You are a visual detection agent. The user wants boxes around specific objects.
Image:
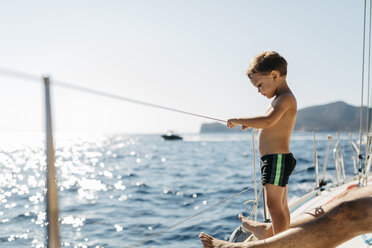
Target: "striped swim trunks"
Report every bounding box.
[260,153,296,187]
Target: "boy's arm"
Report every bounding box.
[227,95,296,129]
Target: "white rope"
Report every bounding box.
[337,133,346,182]
[350,135,359,175]
[321,135,332,183]
[251,129,258,221]
[248,187,263,220]
[366,0,372,156]
[364,135,372,185]
[331,138,341,186]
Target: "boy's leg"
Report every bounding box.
[282,185,290,228]
[239,185,289,240]
[265,183,289,235]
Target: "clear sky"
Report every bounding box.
[0,0,369,134]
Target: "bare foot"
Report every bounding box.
[199,232,213,248]
[199,232,238,248]
[239,214,272,240]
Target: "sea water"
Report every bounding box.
[0,132,360,248]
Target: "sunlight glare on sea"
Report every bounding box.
[0,132,360,247]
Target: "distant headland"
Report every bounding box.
[200,101,372,133]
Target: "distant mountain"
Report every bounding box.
[200,122,243,133]
[200,101,371,133]
[295,101,370,131]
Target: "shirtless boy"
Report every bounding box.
[227,51,297,237]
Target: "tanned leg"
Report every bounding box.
[199,185,372,248]
[224,185,288,242]
[238,185,290,239]
[239,184,371,240]
[200,196,372,248]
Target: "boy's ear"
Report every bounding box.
[271,70,280,81]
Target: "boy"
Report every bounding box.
[228,51,297,237]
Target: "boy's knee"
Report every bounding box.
[267,201,284,213]
[266,200,275,210]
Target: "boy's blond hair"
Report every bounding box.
[247,51,287,79]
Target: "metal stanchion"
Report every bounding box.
[44,76,60,248]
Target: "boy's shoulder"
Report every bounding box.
[273,92,296,107]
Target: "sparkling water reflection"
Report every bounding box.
[0,132,360,247]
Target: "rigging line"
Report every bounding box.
[359,0,368,185]
[366,0,372,157]
[0,67,41,82]
[0,66,227,123]
[292,165,315,174]
[53,79,227,123]
[251,130,258,221]
[126,187,252,248]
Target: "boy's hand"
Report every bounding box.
[227,119,239,128]
[228,119,250,130]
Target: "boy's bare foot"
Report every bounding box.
[199,232,240,248]
[239,214,272,240]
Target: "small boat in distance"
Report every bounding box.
[161,131,182,140]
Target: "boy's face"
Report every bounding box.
[249,72,278,99]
